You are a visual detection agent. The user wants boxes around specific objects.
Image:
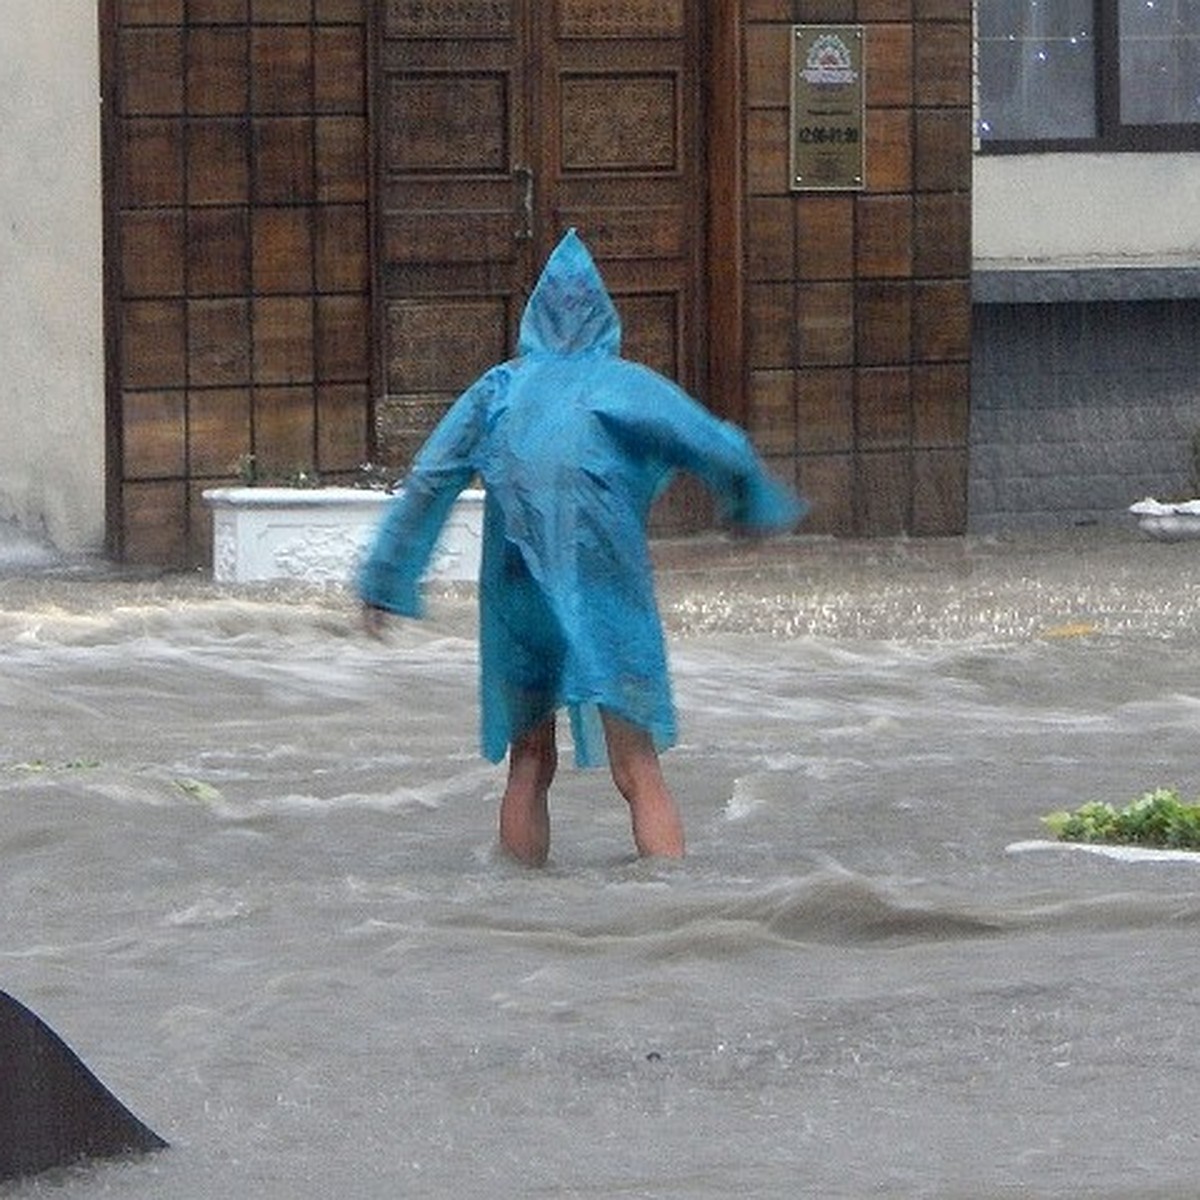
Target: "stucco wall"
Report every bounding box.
[974,154,1200,264]
[0,2,105,554]
[971,154,1200,533]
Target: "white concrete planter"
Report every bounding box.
[203,486,484,585]
[1129,497,1200,541]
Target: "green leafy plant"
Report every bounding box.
[1043,787,1200,850]
[3,759,101,773]
[174,777,223,804]
[352,461,403,491]
[235,454,322,489]
[234,454,400,491]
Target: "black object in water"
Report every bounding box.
[0,990,167,1181]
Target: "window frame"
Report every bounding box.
[979,0,1200,154]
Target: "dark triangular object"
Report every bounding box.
[0,990,167,1181]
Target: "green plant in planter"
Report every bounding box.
[234,455,401,490]
[235,454,322,488]
[352,462,403,491]
[1043,787,1200,850]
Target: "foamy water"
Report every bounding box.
[3,535,1200,1197]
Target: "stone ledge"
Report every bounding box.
[973,260,1200,304]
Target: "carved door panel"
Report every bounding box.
[376,1,532,464]
[537,0,701,386]
[376,0,704,466]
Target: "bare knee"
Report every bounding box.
[600,714,658,789]
[512,719,558,791]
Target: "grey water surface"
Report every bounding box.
[2,531,1199,1198]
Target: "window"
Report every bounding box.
[977,0,1200,150]
[1120,0,1200,124]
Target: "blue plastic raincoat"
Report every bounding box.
[359,229,806,765]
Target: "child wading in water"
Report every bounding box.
[359,230,805,865]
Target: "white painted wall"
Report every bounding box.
[974,153,1200,265]
[0,2,106,555]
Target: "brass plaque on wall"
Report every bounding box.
[790,25,865,191]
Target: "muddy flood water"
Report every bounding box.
[2,530,1200,1198]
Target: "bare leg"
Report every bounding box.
[601,712,685,859]
[499,715,557,866]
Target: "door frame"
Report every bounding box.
[707,0,746,427]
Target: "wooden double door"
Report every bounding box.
[375,0,710,465]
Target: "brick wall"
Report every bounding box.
[105,0,371,566]
[741,0,973,536]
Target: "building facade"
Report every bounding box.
[1,3,1197,563]
[972,0,1200,528]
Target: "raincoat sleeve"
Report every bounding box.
[357,370,498,616]
[607,366,808,532]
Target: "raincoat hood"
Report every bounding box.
[518,229,621,358]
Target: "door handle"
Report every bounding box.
[512,165,533,242]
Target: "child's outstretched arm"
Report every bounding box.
[357,368,502,617]
[601,365,808,534]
